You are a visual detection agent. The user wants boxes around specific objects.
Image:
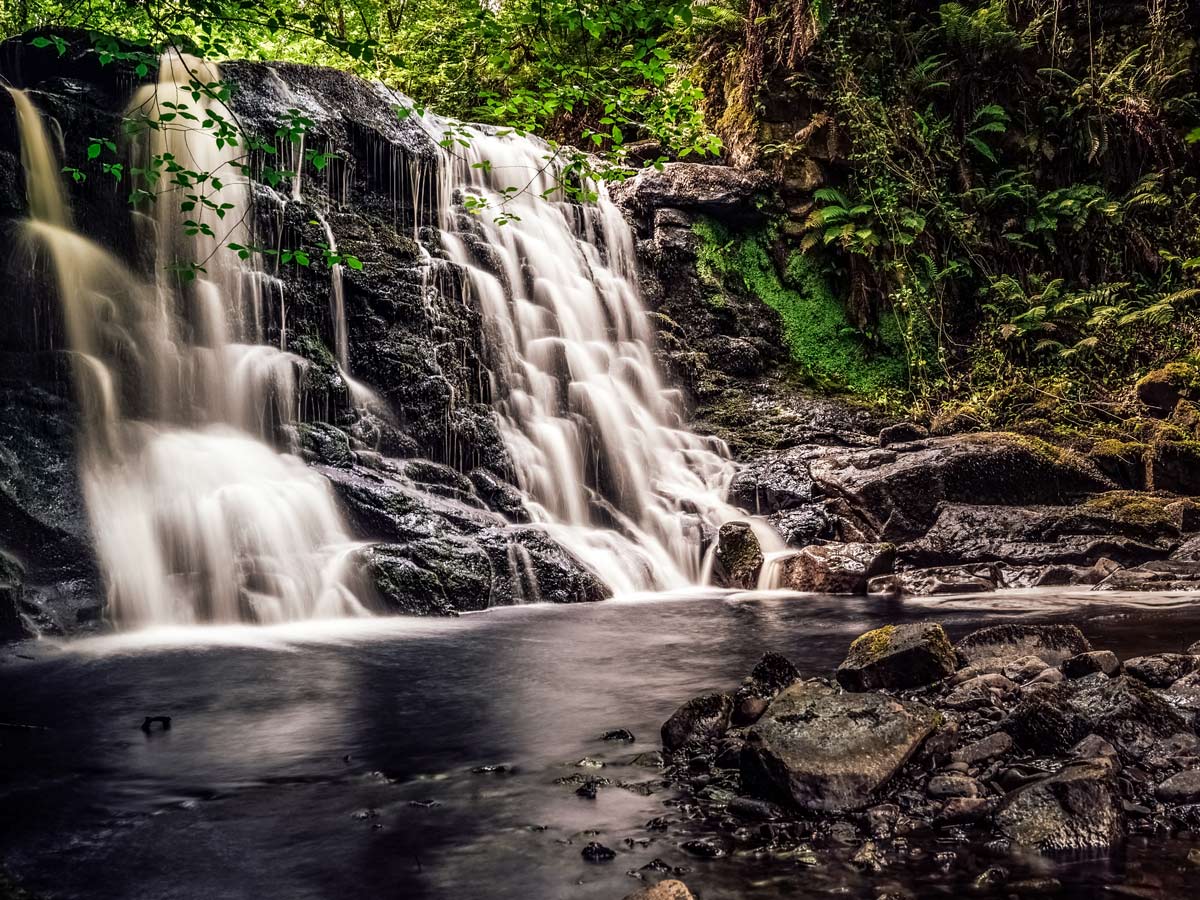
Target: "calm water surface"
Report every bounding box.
[5,589,1200,899]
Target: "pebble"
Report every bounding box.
[581,841,616,862]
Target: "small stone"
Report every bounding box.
[621,878,697,900]
[575,757,605,768]
[851,840,885,871]
[1002,655,1051,684]
[937,797,991,824]
[865,803,899,837]
[1071,734,1118,760]
[630,751,664,768]
[581,841,616,862]
[727,796,785,821]
[927,774,981,799]
[1157,769,1200,804]
[942,673,1016,710]
[680,837,725,858]
[601,728,636,742]
[1062,650,1121,679]
[951,731,1013,765]
[1188,849,1200,867]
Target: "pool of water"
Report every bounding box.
[4,589,1200,899]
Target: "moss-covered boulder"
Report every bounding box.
[1087,439,1149,490]
[1135,362,1200,415]
[836,623,957,692]
[1145,440,1200,495]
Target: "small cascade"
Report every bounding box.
[314,211,349,372]
[426,117,749,591]
[8,55,368,627]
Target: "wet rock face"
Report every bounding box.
[1125,653,1200,687]
[741,680,938,812]
[609,163,774,225]
[776,542,895,594]
[732,651,801,725]
[835,623,956,692]
[996,761,1123,852]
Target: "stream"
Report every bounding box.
[5,589,1200,899]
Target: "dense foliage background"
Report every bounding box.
[2,0,1199,441]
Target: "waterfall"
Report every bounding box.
[427,119,751,591]
[7,53,369,626]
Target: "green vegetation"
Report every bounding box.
[692,0,1200,430]
[695,218,906,398]
[3,0,1198,436]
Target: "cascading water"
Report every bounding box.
[8,52,368,626]
[427,118,760,592]
[9,52,775,625]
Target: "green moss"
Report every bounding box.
[848,625,896,663]
[1082,491,1177,529]
[693,219,906,399]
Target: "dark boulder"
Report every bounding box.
[1061,651,1121,679]
[726,450,815,515]
[1008,675,1189,757]
[878,422,929,447]
[741,680,938,811]
[608,162,774,224]
[809,433,1115,542]
[835,623,957,692]
[732,652,800,725]
[662,692,733,754]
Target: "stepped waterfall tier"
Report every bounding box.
[1,45,761,628]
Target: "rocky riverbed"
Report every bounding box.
[639,621,1200,898]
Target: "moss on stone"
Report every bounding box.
[848,625,897,664]
[1082,491,1179,530]
[693,219,906,399]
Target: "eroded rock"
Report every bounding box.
[776,542,895,594]
[996,762,1122,852]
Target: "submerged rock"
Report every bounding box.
[996,762,1122,852]
[868,564,998,597]
[741,680,938,811]
[775,542,895,594]
[835,623,956,692]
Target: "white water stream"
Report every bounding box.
[8,57,776,625]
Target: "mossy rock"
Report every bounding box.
[1135,362,1200,415]
[835,622,957,692]
[1088,439,1149,490]
[1081,491,1182,532]
[1145,440,1200,496]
